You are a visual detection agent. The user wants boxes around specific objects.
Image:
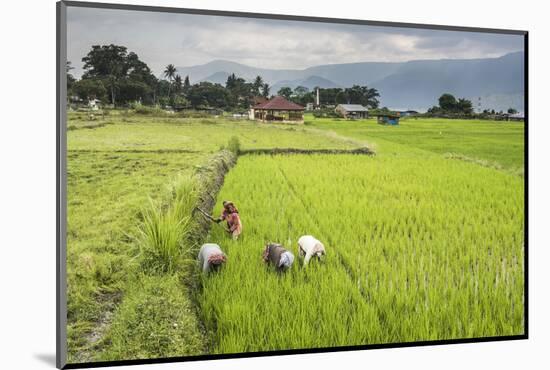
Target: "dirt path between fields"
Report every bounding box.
[303,127,376,152]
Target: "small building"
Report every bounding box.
[397,110,418,117]
[250,96,304,123]
[335,104,369,119]
[508,112,525,121]
[375,113,400,125]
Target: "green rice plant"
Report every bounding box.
[198,153,524,353]
[136,176,197,274]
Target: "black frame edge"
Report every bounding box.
[63,335,528,369]
[57,1,68,369]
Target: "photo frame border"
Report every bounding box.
[56,1,529,368]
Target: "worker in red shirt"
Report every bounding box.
[216,200,242,240]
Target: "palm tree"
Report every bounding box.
[253,75,264,95]
[163,64,177,97]
[261,83,270,98]
[183,75,191,92]
[173,74,183,94]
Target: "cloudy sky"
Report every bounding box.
[67,6,524,78]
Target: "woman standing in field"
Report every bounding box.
[216,200,242,240]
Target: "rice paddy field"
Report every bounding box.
[201,151,523,352]
[66,111,525,362]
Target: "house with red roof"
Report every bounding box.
[249,95,305,123]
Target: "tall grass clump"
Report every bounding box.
[131,103,167,116]
[227,136,241,155]
[136,175,197,274]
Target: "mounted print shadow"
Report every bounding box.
[57,1,527,368]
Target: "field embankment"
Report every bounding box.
[66,150,207,362]
[97,150,236,361]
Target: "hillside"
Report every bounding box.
[176,51,524,111]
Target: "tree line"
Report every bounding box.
[277,85,379,109]
[426,93,519,118]
[68,44,381,111]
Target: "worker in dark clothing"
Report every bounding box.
[262,242,294,271]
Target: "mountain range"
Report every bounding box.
[176,51,524,112]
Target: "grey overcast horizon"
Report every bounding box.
[67,6,524,79]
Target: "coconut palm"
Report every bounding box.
[173,74,183,95]
[253,75,264,95]
[261,83,270,98]
[163,64,177,97]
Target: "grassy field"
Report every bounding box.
[66,111,525,362]
[66,149,209,362]
[68,113,355,152]
[308,116,524,174]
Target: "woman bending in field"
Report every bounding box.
[298,235,326,266]
[198,243,227,273]
[216,200,242,240]
[263,242,294,272]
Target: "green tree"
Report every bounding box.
[82,44,128,105]
[277,87,293,99]
[66,61,76,92]
[226,74,254,108]
[438,93,458,112]
[293,86,309,97]
[187,82,230,109]
[319,88,344,105]
[507,107,518,114]
[457,98,473,115]
[163,64,177,98]
[291,86,314,105]
[342,85,380,108]
[117,79,152,103]
[81,44,157,105]
[173,75,183,95]
[335,90,347,104]
[361,86,381,108]
[183,75,191,93]
[261,83,270,98]
[253,76,264,96]
[72,78,107,101]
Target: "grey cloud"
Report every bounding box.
[67,6,524,78]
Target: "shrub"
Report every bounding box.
[132,105,166,116]
[136,176,197,274]
[227,136,241,154]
